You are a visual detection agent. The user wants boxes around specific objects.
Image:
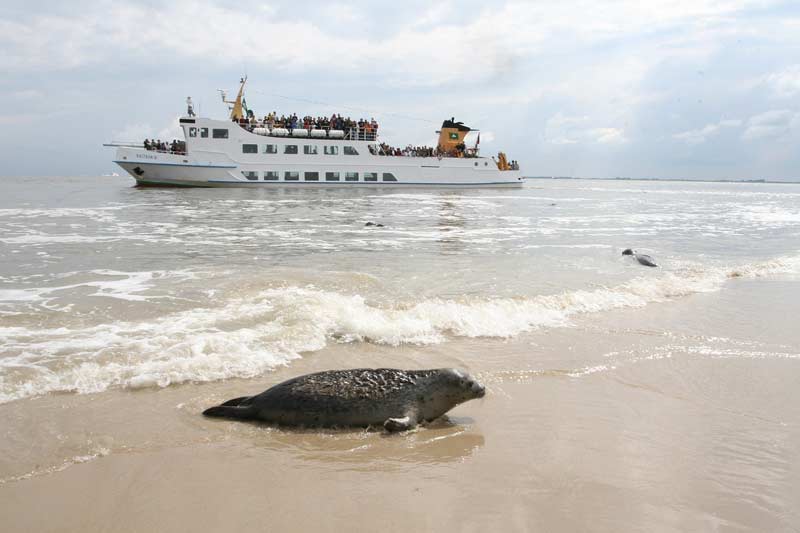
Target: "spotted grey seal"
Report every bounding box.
[203,368,485,432]
[622,248,658,267]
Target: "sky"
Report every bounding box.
[1,0,799,180]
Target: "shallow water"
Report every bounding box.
[0,177,799,531]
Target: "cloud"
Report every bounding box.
[0,0,785,88]
[741,110,797,141]
[112,116,183,143]
[8,89,44,100]
[591,128,628,144]
[673,118,742,144]
[465,131,495,145]
[764,65,800,98]
[544,114,628,145]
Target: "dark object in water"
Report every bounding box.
[365,222,384,227]
[203,368,485,432]
[622,248,658,267]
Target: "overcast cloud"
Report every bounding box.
[1,0,799,180]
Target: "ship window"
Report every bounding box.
[264,171,279,181]
[364,172,378,182]
[324,145,339,155]
[284,171,299,181]
[212,129,229,139]
[325,172,340,181]
[242,171,258,181]
[345,172,359,182]
[284,145,298,154]
[242,144,258,154]
[200,128,208,138]
[189,127,197,137]
[304,171,320,181]
[304,145,318,155]
[382,173,397,182]
[263,144,277,154]
[343,146,359,155]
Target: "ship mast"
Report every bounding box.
[221,77,247,120]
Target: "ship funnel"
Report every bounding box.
[437,118,471,156]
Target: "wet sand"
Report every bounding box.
[2,279,798,532]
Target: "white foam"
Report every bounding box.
[0,446,110,485]
[0,254,797,403]
[0,269,196,305]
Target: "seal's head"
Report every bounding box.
[621,248,634,256]
[437,368,486,401]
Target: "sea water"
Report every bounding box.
[1,177,798,402]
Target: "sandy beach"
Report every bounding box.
[2,278,799,532]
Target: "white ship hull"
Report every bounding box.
[113,118,523,188]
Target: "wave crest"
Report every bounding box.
[0,254,797,402]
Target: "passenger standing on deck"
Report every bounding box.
[186,97,195,117]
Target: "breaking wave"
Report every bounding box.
[0,254,797,403]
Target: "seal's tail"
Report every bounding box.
[202,405,253,419]
[220,396,252,406]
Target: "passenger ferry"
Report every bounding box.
[108,78,523,188]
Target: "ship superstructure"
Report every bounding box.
[109,79,522,187]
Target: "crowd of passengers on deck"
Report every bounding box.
[372,143,437,157]
[143,138,185,155]
[236,111,379,140]
[373,141,478,158]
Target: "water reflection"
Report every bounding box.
[237,416,485,471]
[436,199,467,254]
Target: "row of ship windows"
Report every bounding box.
[242,144,357,155]
[241,171,397,182]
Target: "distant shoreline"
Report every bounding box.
[524,176,800,185]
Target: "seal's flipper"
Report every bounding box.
[202,405,254,419]
[220,396,252,406]
[384,416,413,432]
[384,411,420,432]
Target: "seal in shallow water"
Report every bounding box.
[622,248,658,267]
[203,368,485,432]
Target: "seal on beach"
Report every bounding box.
[203,368,486,432]
[622,248,658,267]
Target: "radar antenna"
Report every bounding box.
[218,89,232,111]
